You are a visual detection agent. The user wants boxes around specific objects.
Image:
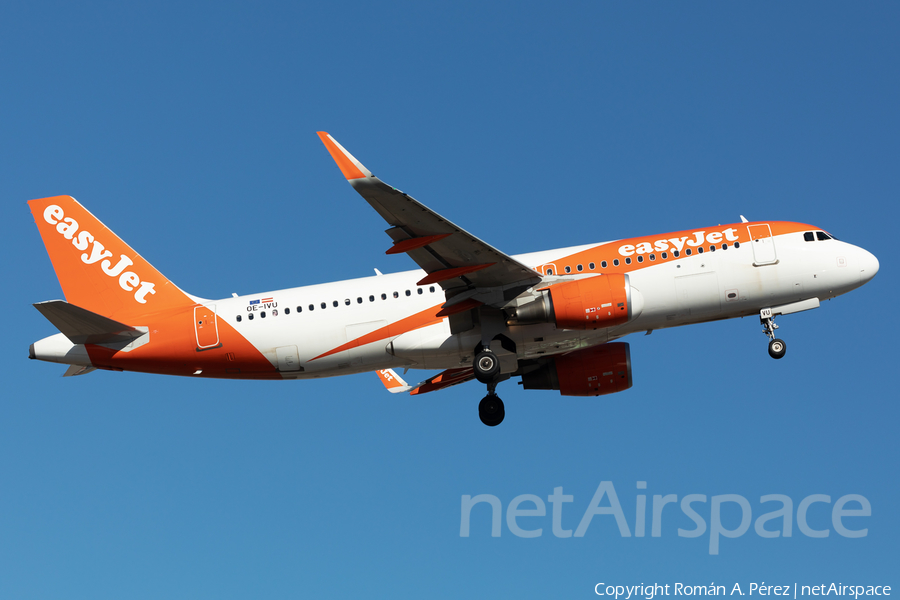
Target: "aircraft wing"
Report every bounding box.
[376,366,475,396]
[409,367,475,395]
[318,133,543,305]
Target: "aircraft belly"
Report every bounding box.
[389,321,461,369]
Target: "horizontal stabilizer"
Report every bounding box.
[63,365,96,377]
[33,300,144,345]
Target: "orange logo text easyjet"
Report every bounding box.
[43,205,157,303]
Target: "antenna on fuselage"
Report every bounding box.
[740,215,749,223]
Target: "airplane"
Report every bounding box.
[28,132,880,426]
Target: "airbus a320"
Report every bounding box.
[28,133,880,426]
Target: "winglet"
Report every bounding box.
[317,132,372,180]
[376,368,412,394]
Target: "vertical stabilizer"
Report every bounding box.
[28,196,195,322]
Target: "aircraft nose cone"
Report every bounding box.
[859,249,879,284]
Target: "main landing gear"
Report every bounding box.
[474,347,505,426]
[760,308,787,360]
[479,389,505,427]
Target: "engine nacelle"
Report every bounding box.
[513,274,644,330]
[520,342,632,397]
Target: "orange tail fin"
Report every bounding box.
[28,195,195,323]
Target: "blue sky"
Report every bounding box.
[2,2,898,598]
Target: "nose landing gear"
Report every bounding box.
[761,308,787,359]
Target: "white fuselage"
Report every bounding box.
[206,230,876,379]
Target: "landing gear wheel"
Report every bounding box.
[474,349,501,384]
[478,394,505,427]
[768,339,786,359]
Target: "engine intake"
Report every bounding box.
[521,342,632,397]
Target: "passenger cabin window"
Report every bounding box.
[673,250,680,257]
[393,292,399,299]
[429,286,436,293]
[320,302,326,309]
[697,247,703,254]
[333,300,339,307]
[284,307,290,315]
[546,268,553,275]
[625,257,632,265]
[589,262,595,270]
[236,315,242,322]
[662,252,668,259]
[405,290,411,296]
[637,256,643,263]
[613,259,620,266]
[417,288,423,295]
[297,306,302,312]
[369,295,375,302]
[248,313,254,320]
[565,266,571,273]
[309,304,315,311]
[804,232,815,242]
[685,249,692,256]
[357,297,363,304]
[577,264,583,272]
[734,242,741,248]
[381,293,387,300]
[601,261,608,268]
[649,254,656,261]
[260,311,266,318]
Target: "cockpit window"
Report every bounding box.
[816,231,832,241]
[804,232,815,242]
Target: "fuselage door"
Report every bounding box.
[747,224,777,266]
[194,304,220,350]
[275,345,301,371]
[675,272,722,318]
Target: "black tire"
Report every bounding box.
[768,338,786,359]
[473,349,501,384]
[478,394,505,427]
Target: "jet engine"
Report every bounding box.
[520,342,632,397]
[512,274,644,330]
